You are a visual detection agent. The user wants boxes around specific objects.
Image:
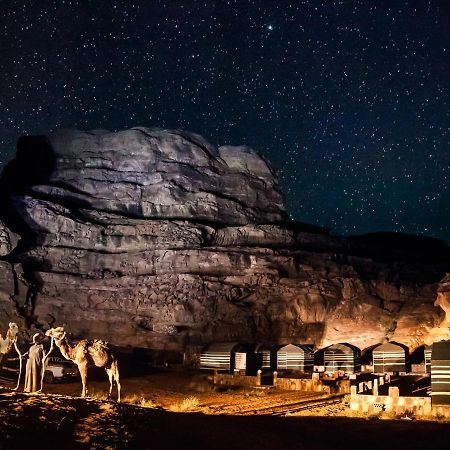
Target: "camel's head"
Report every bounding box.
[6,322,19,341]
[45,327,66,341]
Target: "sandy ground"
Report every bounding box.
[0,371,449,449]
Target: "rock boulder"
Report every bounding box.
[0,127,448,354]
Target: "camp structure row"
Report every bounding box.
[200,342,362,375]
[199,341,431,377]
[200,343,314,375]
[199,340,450,407]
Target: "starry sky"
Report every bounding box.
[1,1,449,242]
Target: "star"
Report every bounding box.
[0,1,448,243]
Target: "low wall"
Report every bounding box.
[431,406,450,419]
[213,373,260,388]
[274,373,350,394]
[349,386,432,416]
[334,380,351,394]
[213,371,351,394]
[274,377,331,394]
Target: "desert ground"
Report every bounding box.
[0,370,449,450]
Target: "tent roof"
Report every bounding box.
[373,342,406,353]
[277,344,313,354]
[204,342,241,352]
[325,343,360,354]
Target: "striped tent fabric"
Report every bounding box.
[324,343,361,374]
[261,350,271,369]
[372,342,406,373]
[199,342,239,372]
[255,344,272,369]
[276,344,314,372]
[431,340,450,406]
[424,345,431,374]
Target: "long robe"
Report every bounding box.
[24,343,44,393]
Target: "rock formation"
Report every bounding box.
[0,127,449,355]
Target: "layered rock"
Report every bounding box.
[0,220,18,257]
[0,127,449,353]
[4,129,286,225]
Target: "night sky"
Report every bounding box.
[1,1,449,242]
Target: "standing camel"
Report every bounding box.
[45,327,121,402]
[0,322,19,359]
[0,322,22,390]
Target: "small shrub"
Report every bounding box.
[123,394,156,408]
[169,396,200,412]
[122,394,140,405]
[139,398,156,408]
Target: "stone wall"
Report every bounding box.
[349,386,432,416]
[213,373,260,388]
[274,375,331,394]
[213,371,350,394]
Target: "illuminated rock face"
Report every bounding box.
[423,275,450,345]
[0,128,449,352]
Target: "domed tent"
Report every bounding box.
[431,340,450,406]
[372,342,408,374]
[200,342,241,373]
[200,342,258,374]
[276,344,314,372]
[324,343,361,374]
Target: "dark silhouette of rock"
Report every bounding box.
[0,127,449,354]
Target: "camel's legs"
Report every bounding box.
[78,363,88,397]
[105,368,113,399]
[38,337,54,392]
[13,341,22,391]
[116,376,121,403]
[112,359,121,403]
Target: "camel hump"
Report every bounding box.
[91,339,110,352]
[87,339,113,367]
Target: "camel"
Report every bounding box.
[0,323,22,390]
[45,327,121,402]
[0,322,19,357]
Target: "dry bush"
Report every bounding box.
[122,393,140,404]
[122,394,156,408]
[169,396,200,412]
[85,387,106,401]
[139,398,156,408]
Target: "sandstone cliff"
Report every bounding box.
[0,127,448,353]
